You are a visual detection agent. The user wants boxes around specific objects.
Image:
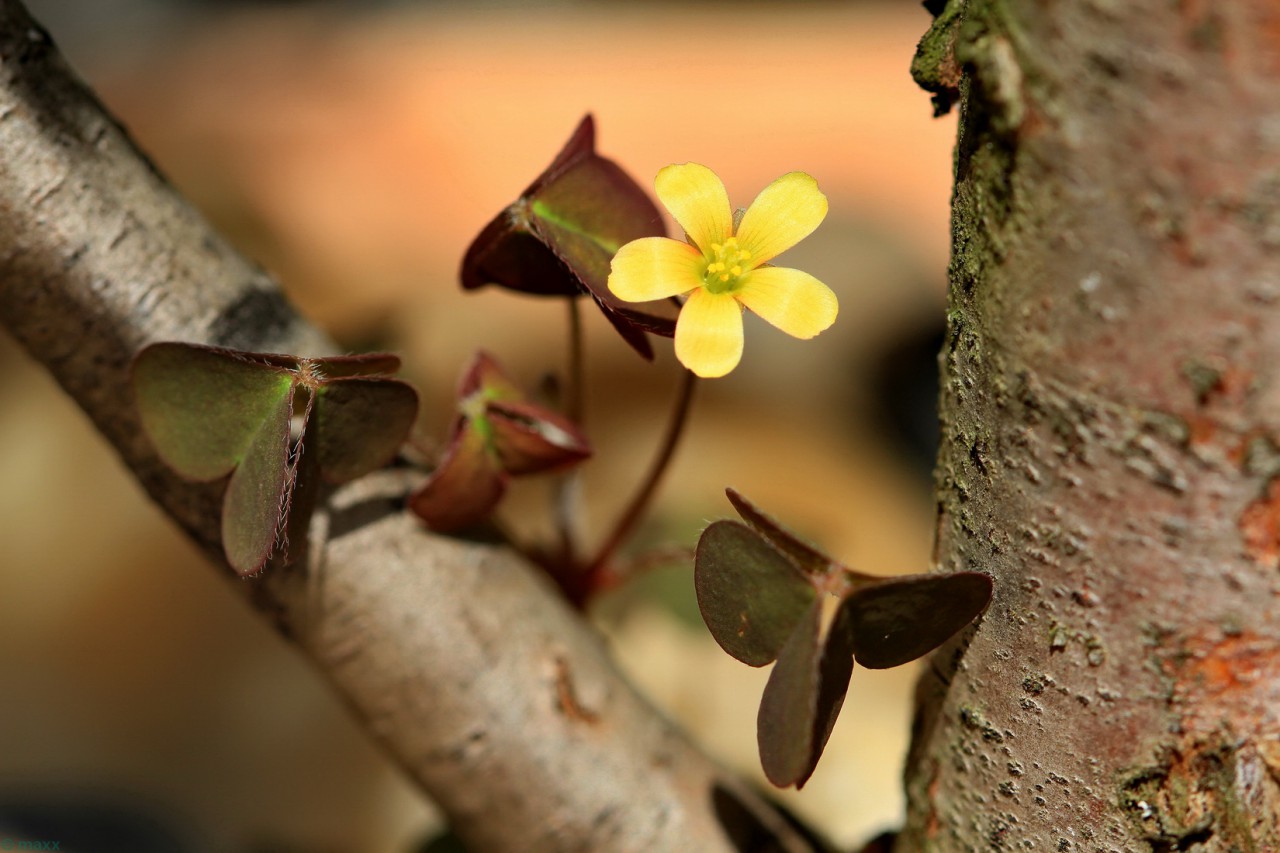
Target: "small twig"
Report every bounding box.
[589,545,697,597]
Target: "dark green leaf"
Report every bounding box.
[221,383,296,576]
[841,571,993,669]
[132,342,293,481]
[694,521,816,666]
[724,488,840,578]
[312,377,418,483]
[756,599,855,788]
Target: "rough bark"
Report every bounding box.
[901,0,1280,850]
[0,2,810,850]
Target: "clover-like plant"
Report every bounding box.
[695,489,993,788]
[450,116,849,609]
[408,350,591,532]
[132,342,419,576]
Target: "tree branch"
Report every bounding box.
[900,0,1280,847]
[0,2,806,849]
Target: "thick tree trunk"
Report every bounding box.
[902,0,1280,850]
[0,2,810,850]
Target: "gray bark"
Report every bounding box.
[901,0,1280,850]
[0,1,807,849]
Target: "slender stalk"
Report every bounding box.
[563,297,585,425]
[586,369,698,577]
[552,298,587,566]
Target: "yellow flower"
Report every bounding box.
[607,163,838,378]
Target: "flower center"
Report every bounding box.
[702,237,752,294]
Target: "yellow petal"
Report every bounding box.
[737,267,838,339]
[675,288,744,378]
[735,172,828,266]
[608,237,704,302]
[655,163,733,255]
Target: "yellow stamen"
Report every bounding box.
[703,235,754,294]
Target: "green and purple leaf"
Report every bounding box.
[694,521,816,667]
[459,114,674,358]
[312,377,419,484]
[408,423,506,532]
[408,351,589,531]
[134,342,419,576]
[840,572,994,669]
[757,600,856,789]
[132,342,294,481]
[221,383,297,575]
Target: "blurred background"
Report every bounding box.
[0,0,956,850]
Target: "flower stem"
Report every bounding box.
[585,369,698,579]
[553,298,586,566]
[563,297,585,424]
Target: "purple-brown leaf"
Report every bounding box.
[407,423,506,532]
[487,399,591,476]
[757,600,855,789]
[694,521,817,667]
[311,352,403,379]
[725,488,840,578]
[841,571,994,669]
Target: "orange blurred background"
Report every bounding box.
[0,2,956,849]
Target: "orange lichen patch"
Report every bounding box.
[1214,365,1254,406]
[1172,631,1280,738]
[1240,478,1280,569]
[1136,632,1280,847]
[1186,412,1221,452]
[1185,360,1258,459]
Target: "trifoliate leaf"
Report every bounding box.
[134,342,419,576]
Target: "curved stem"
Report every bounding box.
[585,369,698,578]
